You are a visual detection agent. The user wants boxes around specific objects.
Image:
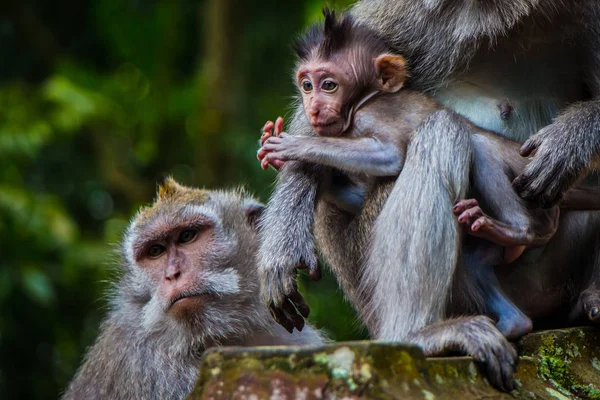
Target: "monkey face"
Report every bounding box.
[297,60,351,137]
[122,179,265,341]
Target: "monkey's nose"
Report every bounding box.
[165,270,181,281]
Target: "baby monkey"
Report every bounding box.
[258,9,600,339]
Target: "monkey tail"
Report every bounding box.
[359,109,473,340]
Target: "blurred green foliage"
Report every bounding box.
[0,0,363,398]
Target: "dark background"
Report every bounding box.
[0,0,365,398]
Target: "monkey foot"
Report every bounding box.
[454,199,530,249]
[496,313,533,341]
[571,289,600,323]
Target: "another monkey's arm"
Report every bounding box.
[513,100,600,207]
[514,20,600,207]
[257,160,322,332]
[259,132,406,177]
[257,111,324,333]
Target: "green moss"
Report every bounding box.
[572,384,600,400]
[566,343,581,359]
[539,356,572,388]
[592,357,600,372]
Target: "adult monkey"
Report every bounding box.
[258,0,600,391]
[64,180,324,400]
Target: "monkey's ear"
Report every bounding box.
[375,54,407,93]
[243,200,265,230]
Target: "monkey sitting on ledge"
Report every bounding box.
[257,10,600,341]
[62,179,325,400]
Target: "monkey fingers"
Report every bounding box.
[257,145,285,170]
[262,120,275,139]
[274,116,284,137]
[288,291,310,318]
[456,203,531,248]
[514,125,581,208]
[262,137,283,148]
[453,199,479,216]
[281,299,306,332]
[268,303,296,334]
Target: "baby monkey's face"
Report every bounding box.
[296,59,355,137]
[296,53,407,137]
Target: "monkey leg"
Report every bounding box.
[454,199,560,263]
[361,109,472,340]
[570,247,600,324]
[463,241,533,340]
[361,110,516,390]
[407,316,518,392]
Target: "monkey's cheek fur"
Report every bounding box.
[168,296,205,319]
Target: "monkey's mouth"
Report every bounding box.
[314,121,342,136]
[169,290,206,309]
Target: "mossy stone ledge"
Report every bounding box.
[188,327,600,399]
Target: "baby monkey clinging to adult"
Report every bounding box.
[257,9,600,340]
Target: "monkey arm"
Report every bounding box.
[261,133,405,177]
[513,99,600,207]
[514,24,600,207]
[257,159,323,333]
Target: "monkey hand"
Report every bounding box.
[259,133,309,167]
[257,229,320,333]
[258,256,318,333]
[258,117,286,170]
[513,120,592,208]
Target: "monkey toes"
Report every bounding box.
[573,290,600,323]
[461,316,518,392]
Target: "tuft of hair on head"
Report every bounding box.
[153,176,209,205]
[157,176,185,200]
[293,6,390,64]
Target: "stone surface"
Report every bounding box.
[188,327,600,399]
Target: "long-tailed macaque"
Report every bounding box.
[256,2,600,392]
[257,10,600,342]
[63,179,324,400]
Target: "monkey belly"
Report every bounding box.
[435,26,585,143]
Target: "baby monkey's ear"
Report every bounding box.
[375,54,407,93]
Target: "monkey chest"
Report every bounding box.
[435,32,585,142]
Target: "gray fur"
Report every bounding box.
[258,0,600,392]
[361,109,472,339]
[63,188,324,400]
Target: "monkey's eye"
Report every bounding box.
[301,80,313,93]
[178,229,198,244]
[147,244,166,258]
[321,80,338,92]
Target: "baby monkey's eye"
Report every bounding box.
[148,244,166,258]
[321,80,338,92]
[301,80,313,92]
[178,229,198,244]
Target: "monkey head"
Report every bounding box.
[120,178,266,345]
[294,8,407,137]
